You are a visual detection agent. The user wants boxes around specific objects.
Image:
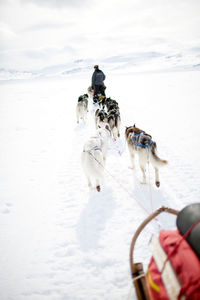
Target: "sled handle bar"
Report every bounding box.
[129,206,179,300]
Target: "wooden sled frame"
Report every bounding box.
[129,206,179,300]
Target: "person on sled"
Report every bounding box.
[91,65,106,99]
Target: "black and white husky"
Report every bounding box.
[81,125,111,192]
[94,108,108,129]
[108,108,121,140]
[76,94,89,123]
[125,125,167,187]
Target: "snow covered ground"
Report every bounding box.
[0,70,200,300]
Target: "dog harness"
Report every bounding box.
[132,132,152,149]
[107,100,113,105]
[83,146,102,153]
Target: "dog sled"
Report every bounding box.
[129,204,200,300]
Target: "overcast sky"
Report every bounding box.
[0,0,200,71]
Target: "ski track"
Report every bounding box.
[0,72,200,300]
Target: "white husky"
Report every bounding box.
[81,125,111,192]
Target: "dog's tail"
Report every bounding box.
[150,142,168,167]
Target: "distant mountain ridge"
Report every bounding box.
[0,51,199,81]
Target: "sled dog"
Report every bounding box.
[81,125,111,192]
[125,125,167,187]
[94,108,108,129]
[98,96,107,109]
[106,98,119,112]
[108,108,121,140]
[87,86,94,98]
[76,94,89,123]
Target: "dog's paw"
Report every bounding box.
[155,181,160,188]
[96,185,101,192]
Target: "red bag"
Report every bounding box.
[146,230,200,300]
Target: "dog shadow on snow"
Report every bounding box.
[76,186,116,252]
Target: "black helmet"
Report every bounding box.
[94,65,99,69]
[177,203,200,258]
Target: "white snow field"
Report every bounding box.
[0,70,200,300]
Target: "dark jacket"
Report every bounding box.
[92,69,106,87]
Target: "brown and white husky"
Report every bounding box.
[125,125,167,187]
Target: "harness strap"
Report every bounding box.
[83,146,102,153]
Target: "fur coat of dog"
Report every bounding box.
[108,108,121,140]
[125,125,167,187]
[94,108,108,129]
[81,125,110,192]
[76,94,89,123]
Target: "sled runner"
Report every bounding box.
[129,205,200,300]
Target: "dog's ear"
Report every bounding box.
[78,96,83,101]
[133,124,136,127]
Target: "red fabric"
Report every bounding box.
[146,257,169,300]
[159,230,200,300]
